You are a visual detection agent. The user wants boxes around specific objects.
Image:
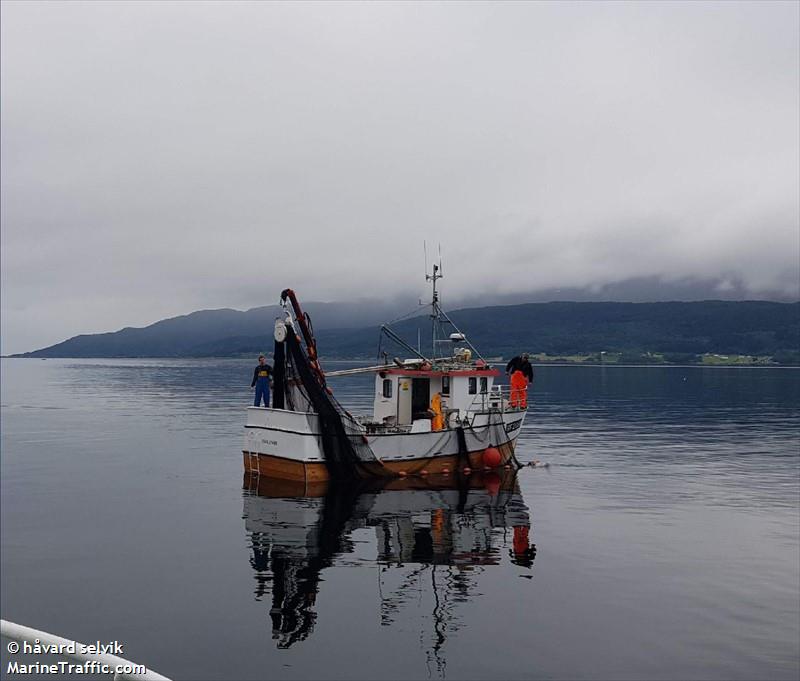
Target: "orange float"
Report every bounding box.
[483,446,502,468]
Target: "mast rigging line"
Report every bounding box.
[378,303,488,367]
[378,324,429,362]
[434,307,487,365]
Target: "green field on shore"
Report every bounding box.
[529,352,783,365]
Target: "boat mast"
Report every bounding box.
[427,260,442,359]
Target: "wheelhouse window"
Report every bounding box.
[468,377,477,394]
[480,377,488,394]
[382,379,393,398]
[442,375,450,396]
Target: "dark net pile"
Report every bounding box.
[273,329,382,478]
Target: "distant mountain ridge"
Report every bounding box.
[11,299,412,358]
[12,300,799,363]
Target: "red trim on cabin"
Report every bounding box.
[382,368,500,377]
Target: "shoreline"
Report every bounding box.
[2,356,798,368]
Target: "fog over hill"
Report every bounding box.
[11,274,799,357]
[3,3,798,356]
[13,298,799,365]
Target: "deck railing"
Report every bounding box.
[465,384,526,414]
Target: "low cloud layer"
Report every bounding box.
[2,1,798,354]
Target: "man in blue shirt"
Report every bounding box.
[251,354,272,407]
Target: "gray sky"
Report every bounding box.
[2,0,798,354]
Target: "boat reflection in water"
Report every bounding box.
[243,469,536,665]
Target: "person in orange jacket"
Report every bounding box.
[430,392,444,431]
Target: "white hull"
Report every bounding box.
[244,406,526,465]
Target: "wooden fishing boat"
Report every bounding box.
[243,263,529,482]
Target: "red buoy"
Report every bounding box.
[483,447,502,468]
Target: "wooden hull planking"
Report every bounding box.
[242,439,517,483]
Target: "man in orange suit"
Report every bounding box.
[506,352,533,408]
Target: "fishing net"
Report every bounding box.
[273,328,382,478]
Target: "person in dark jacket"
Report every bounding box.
[505,353,534,382]
[506,352,533,409]
[251,355,272,407]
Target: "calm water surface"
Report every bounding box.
[1,359,798,680]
